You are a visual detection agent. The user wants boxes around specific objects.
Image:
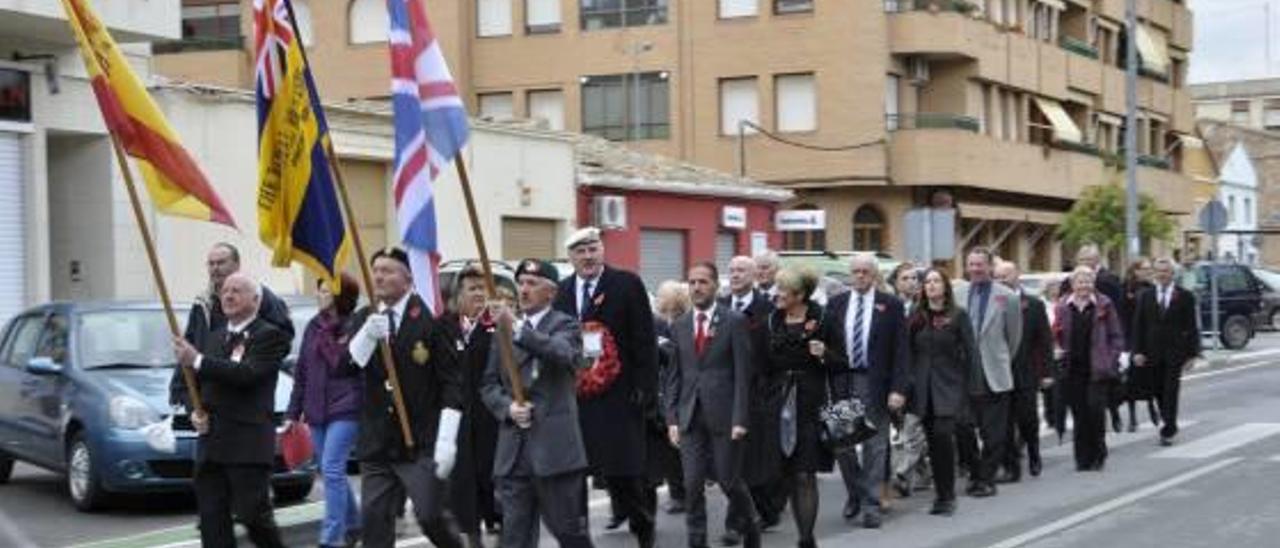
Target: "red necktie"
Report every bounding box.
[694,312,708,356]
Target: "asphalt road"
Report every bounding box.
[5,333,1280,548]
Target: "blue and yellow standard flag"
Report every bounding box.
[255,0,351,290]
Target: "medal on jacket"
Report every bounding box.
[412,341,430,365]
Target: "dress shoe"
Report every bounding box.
[605,515,627,530]
[842,500,860,520]
[862,511,882,529]
[1159,436,1175,447]
[969,483,998,498]
[719,530,742,546]
[666,499,687,514]
[929,499,956,516]
[995,470,1021,484]
[1028,458,1042,478]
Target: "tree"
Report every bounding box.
[1056,182,1175,255]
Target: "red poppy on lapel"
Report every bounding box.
[875,303,886,313]
[593,293,606,307]
[931,314,952,329]
[409,304,422,320]
[995,295,1008,306]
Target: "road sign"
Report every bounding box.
[1198,200,1228,236]
[903,208,956,262]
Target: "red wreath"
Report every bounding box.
[576,321,622,399]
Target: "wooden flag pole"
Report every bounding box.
[323,140,417,450]
[107,135,203,415]
[454,158,526,404]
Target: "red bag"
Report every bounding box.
[280,422,314,470]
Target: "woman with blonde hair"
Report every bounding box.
[653,280,691,513]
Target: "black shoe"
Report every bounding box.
[719,530,742,546]
[964,481,981,496]
[929,499,956,516]
[666,499,686,514]
[995,470,1021,484]
[969,483,997,498]
[1111,413,1122,433]
[605,515,627,530]
[1029,458,1042,478]
[798,540,817,548]
[862,511,882,529]
[842,500,860,520]
[1160,436,1175,447]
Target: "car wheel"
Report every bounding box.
[0,452,13,484]
[67,433,107,512]
[273,479,313,505]
[1221,315,1253,350]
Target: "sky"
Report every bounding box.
[1190,0,1278,83]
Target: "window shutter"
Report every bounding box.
[776,74,816,132]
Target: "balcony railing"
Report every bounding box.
[1053,140,1101,156]
[884,0,979,14]
[1138,154,1171,170]
[887,113,982,132]
[1059,35,1099,59]
[153,35,243,54]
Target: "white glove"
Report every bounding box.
[142,416,176,454]
[349,314,390,367]
[433,408,461,480]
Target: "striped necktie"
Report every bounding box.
[850,293,867,369]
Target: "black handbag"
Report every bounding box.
[819,380,878,454]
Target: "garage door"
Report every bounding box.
[715,232,738,275]
[0,133,25,324]
[639,229,685,292]
[502,217,557,260]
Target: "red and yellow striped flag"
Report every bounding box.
[61,0,236,227]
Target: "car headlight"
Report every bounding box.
[110,396,161,430]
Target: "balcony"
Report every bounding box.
[886,113,981,132]
[1059,35,1098,60]
[153,36,243,54]
[888,127,1196,213]
[0,0,180,44]
[884,0,980,14]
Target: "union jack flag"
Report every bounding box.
[388,0,470,315]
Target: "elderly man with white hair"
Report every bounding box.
[172,272,292,548]
[753,251,781,301]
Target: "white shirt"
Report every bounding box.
[517,306,552,341]
[575,275,600,315]
[845,289,875,368]
[730,291,755,312]
[692,302,718,340]
[1157,283,1175,309]
[377,292,413,332]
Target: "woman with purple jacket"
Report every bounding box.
[287,274,362,548]
[1052,266,1124,472]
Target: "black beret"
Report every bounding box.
[515,258,559,285]
[371,246,411,272]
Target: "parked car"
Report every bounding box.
[778,251,898,286]
[1018,272,1066,299]
[439,260,518,306]
[1249,267,1280,331]
[1179,263,1266,350]
[0,301,312,511]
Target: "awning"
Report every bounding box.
[1038,0,1066,10]
[960,203,1063,226]
[1175,133,1204,149]
[1032,97,1085,144]
[1095,17,1121,33]
[1095,111,1125,126]
[1135,25,1170,76]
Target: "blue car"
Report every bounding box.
[0,301,313,511]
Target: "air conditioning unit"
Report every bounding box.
[592,195,627,230]
[907,57,930,83]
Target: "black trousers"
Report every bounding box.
[956,392,1010,485]
[194,461,284,548]
[605,475,656,546]
[680,407,759,546]
[1155,360,1184,439]
[1004,388,1041,473]
[497,459,594,548]
[1064,378,1109,469]
[360,456,463,548]
[922,416,957,502]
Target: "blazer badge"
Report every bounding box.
[412,340,431,365]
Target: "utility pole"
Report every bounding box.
[1124,0,1140,263]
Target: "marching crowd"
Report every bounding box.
[165,231,1203,548]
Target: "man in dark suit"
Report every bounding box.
[553,227,658,548]
[172,273,291,548]
[825,254,909,529]
[666,263,761,548]
[481,259,592,548]
[171,242,293,409]
[995,261,1054,481]
[720,256,782,542]
[344,247,465,548]
[1132,257,1201,446]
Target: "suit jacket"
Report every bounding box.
[1131,284,1201,367]
[664,306,752,435]
[553,265,658,476]
[907,307,980,418]
[481,309,587,478]
[172,286,293,408]
[195,318,290,466]
[954,281,1023,394]
[1053,294,1125,382]
[343,294,464,462]
[1012,293,1054,391]
[824,290,909,410]
[720,290,773,382]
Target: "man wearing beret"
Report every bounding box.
[344,248,465,548]
[554,227,659,548]
[481,259,593,547]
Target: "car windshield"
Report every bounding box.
[78,310,177,369]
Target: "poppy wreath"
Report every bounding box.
[576,321,622,399]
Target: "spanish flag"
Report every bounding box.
[254,0,352,291]
[61,0,236,227]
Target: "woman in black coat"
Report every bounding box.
[908,268,981,517]
[1119,258,1161,432]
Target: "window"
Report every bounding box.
[35,315,68,365]
[1231,100,1251,125]
[181,2,241,42]
[885,74,900,130]
[478,92,515,120]
[775,73,816,132]
[720,0,758,18]
[528,89,566,130]
[479,0,514,37]
[852,206,885,252]
[581,72,670,140]
[1264,99,1280,130]
[1,315,44,369]
[526,0,562,33]
[775,0,813,14]
[349,0,389,44]
[1245,198,1253,225]
[580,0,667,30]
[782,205,825,251]
[720,77,759,136]
[1228,195,1237,223]
[291,1,314,46]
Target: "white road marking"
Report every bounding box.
[982,457,1243,548]
[1153,423,1280,460]
[1185,356,1280,382]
